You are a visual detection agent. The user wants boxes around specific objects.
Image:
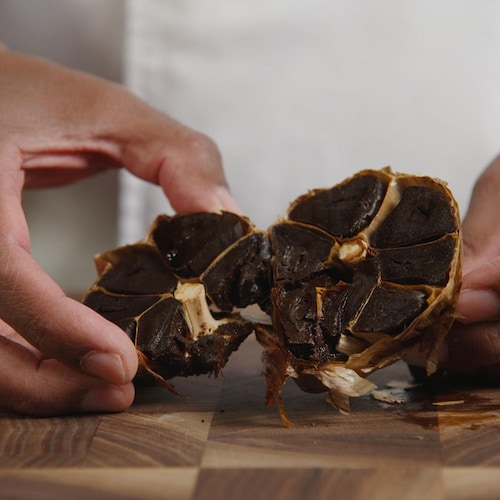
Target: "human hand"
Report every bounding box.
[453,155,500,324]
[0,49,238,416]
[406,155,500,381]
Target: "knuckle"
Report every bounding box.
[472,165,500,201]
[462,238,480,263]
[483,259,500,283]
[483,325,500,357]
[183,130,222,167]
[465,258,500,292]
[11,392,45,417]
[4,380,46,417]
[22,313,50,350]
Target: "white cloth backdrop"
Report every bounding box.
[119,0,500,244]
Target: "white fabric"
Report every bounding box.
[119,0,500,243]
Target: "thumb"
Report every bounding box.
[455,256,500,324]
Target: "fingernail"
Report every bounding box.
[215,186,242,214]
[80,385,126,412]
[456,289,500,324]
[81,351,127,385]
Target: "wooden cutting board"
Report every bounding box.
[1,335,500,500]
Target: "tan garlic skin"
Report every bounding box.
[259,167,461,423]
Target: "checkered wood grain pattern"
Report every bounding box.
[2,337,500,500]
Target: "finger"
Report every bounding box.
[455,257,500,323]
[0,145,138,384]
[22,151,121,188]
[3,51,239,213]
[0,335,134,416]
[156,129,242,214]
[405,321,500,385]
[403,341,448,372]
[120,117,241,214]
[460,155,500,271]
[0,241,138,384]
[0,317,37,350]
[439,321,500,372]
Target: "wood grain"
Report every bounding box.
[0,468,197,500]
[194,467,444,500]
[1,336,500,499]
[0,415,100,468]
